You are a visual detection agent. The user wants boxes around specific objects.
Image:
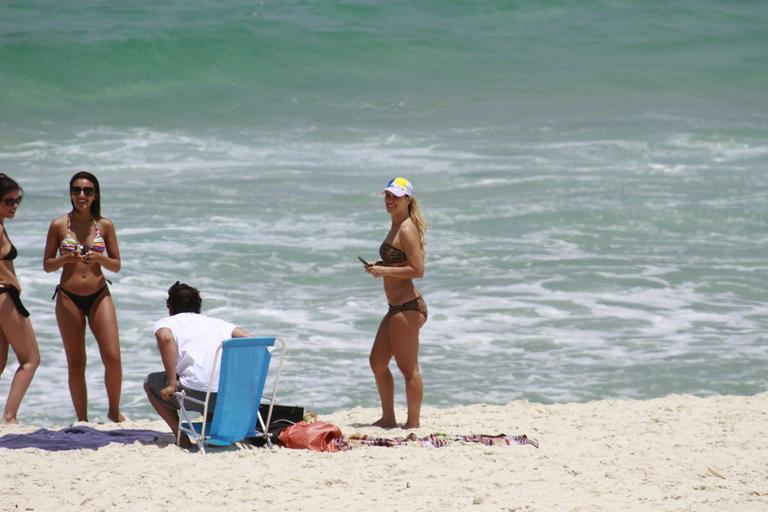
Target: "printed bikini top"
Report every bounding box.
[379,242,407,265]
[1,228,17,261]
[59,215,106,254]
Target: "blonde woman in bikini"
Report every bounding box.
[43,171,125,422]
[363,177,428,429]
[0,173,40,423]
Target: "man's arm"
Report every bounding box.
[155,327,178,400]
[232,326,251,338]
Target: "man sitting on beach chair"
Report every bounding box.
[143,281,251,448]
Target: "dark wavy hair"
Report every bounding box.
[69,171,101,220]
[166,281,202,315]
[0,173,23,199]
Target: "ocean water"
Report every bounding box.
[1,1,766,425]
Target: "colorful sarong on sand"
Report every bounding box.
[330,432,538,451]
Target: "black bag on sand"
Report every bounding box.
[248,404,305,446]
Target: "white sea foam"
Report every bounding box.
[1,125,767,423]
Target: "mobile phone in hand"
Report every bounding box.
[358,256,371,266]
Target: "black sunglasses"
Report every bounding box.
[70,186,96,197]
[2,195,23,207]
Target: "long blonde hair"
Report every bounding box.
[408,196,427,249]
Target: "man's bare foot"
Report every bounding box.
[372,417,397,428]
[1,416,19,425]
[177,433,194,450]
[402,422,420,430]
[108,412,126,423]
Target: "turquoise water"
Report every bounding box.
[1,1,767,425]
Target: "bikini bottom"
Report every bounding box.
[52,284,110,316]
[0,286,30,318]
[387,295,428,322]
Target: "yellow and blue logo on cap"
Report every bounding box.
[383,177,414,197]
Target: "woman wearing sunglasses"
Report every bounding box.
[0,173,40,423]
[43,171,125,423]
[362,177,428,429]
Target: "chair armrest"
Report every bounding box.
[174,391,206,407]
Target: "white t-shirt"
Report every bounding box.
[153,312,238,392]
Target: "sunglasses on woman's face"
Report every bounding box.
[2,196,23,207]
[70,186,96,197]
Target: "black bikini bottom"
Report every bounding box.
[52,284,110,315]
[0,286,30,318]
[387,296,428,322]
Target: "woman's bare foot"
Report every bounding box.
[108,412,126,423]
[372,417,397,428]
[402,422,420,430]
[2,416,19,425]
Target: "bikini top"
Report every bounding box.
[60,215,106,255]
[1,228,17,261]
[379,242,407,265]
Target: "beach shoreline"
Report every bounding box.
[1,392,765,511]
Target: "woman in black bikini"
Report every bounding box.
[0,173,40,423]
[43,171,125,422]
[363,177,428,429]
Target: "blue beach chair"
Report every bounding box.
[174,336,286,454]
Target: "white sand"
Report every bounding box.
[1,393,766,512]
